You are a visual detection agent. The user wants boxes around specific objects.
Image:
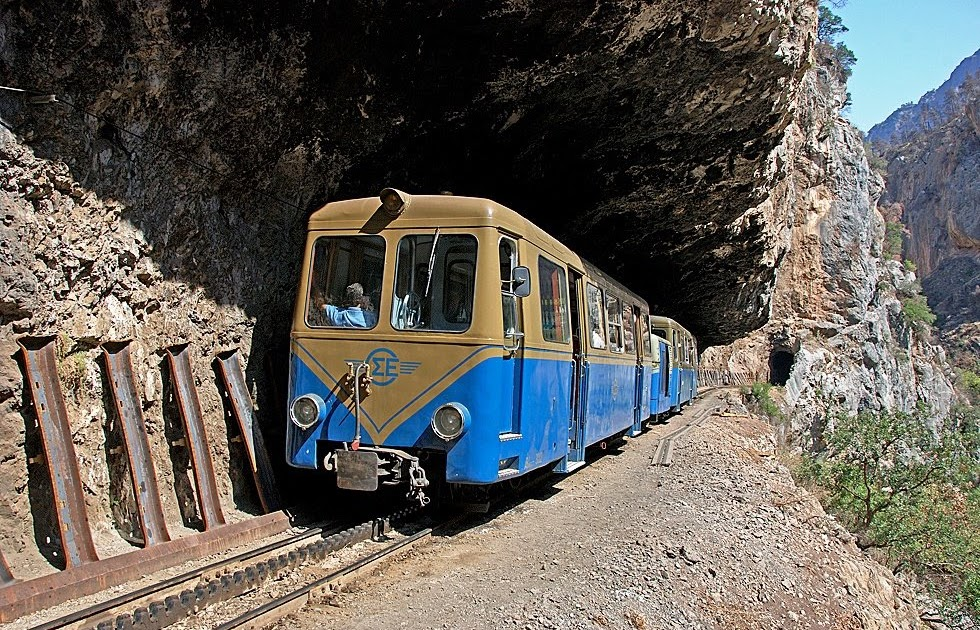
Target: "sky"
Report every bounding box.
[834,0,980,132]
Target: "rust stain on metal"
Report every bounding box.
[165,345,226,530]
[0,511,290,623]
[17,337,99,569]
[0,548,15,587]
[216,350,282,513]
[102,341,172,546]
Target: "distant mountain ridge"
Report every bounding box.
[867,48,980,145]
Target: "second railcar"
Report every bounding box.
[650,316,698,410]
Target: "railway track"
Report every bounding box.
[650,401,720,467]
[29,506,422,630]
[26,395,722,630]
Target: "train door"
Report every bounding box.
[632,307,651,435]
[624,303,643,437]
[561,271,587,470]
[498,235,524,437]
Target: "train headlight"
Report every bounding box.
[379,187,412,216]
[290,394,325,429]
[431,403,470,441]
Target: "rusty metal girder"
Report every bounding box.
[102,341,171,547]
[0,511,289,624]
[165,345,226,530]
[215,350,282,513]
[0,548,15,587]
[17,337,99,569]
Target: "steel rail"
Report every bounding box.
[216,527,434,630]
[74,508,418,630]
[29,524,331,630]
[651,404,718,467]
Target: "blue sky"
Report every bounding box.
[834,0,979,132]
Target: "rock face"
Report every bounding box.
[701,61,955,437]
[874,59,980,334]
[0,0,818,575]
[0,0,817,348]
[0,0,955,581]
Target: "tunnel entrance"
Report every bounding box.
[769,349,794,386]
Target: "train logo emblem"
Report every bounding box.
[361,348,420,386]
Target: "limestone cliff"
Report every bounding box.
[701,60,955,438]
[874,57,980,340]
[0,0,816,577]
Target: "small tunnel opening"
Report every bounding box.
[769,349,794,386]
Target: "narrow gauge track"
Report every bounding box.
[650,402,720,467]
[215,526,436,630]
[29,507,420,630]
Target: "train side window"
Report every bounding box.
[391,233,477,332]
[622,303,636,354]
[585,283,606,349]
[640,311,652,356]
[442,257,475,329]
[538,257,569,343]
[606,294,623,352]
[307,235,385,329]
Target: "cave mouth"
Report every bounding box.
[769,349,794,386]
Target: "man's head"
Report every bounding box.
[345,283,365,306]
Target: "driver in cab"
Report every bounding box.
[324,283,377,328]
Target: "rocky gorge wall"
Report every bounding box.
[0,0,820,577]
[0,0,958,581]
[701,61,956,439]
[875,61,980,338]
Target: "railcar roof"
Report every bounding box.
[308,194,582,270]
[650,315,693,338]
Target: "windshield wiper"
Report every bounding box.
[423,228,440,297]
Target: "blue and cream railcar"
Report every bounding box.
[286,190,663,502]
[650,316,698,410]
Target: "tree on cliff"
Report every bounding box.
[817,2,857,80]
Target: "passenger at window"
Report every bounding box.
[591,328,606,349]
[325,283,378,328]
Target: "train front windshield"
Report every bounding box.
[307,235,385,328]
[305,231,478,333]
[391,233,477,332]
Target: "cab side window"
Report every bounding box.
[500,237,519,337]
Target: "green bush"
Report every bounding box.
[959,371,980,403]
[884,221,905,259]
[902,294,937,327]
[798,408,980,620]
[742,381,784,421]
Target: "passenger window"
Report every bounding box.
[606,295,623,352]
[640,312,652,356]
[538,257,569,343]
[623,303,636,354]
[586,283,606,349]
[391,233,477,332]
[307,235,385,329]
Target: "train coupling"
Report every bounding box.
[324,445,430,505]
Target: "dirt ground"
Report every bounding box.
[268,390,921,630]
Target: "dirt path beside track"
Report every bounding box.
[271,390,920,630]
